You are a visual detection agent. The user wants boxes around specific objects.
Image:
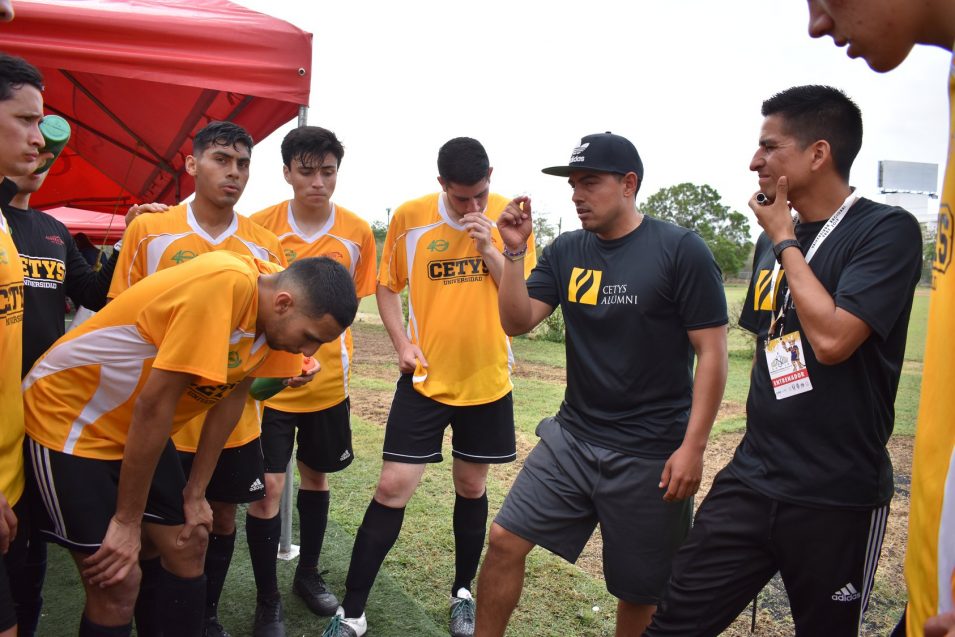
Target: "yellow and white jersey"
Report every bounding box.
[905,56,955,631]
[108,202,286,452]
[24,253,300,461]
[250,201,377,412]
[378,192,536,406]
[0,213,25,506]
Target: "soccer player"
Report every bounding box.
[645,85,923,636]
[477,132,728,637]
[321,137,535,637]
[0,52,45,637]
[805,4,955,633]
[108,121,287,637]
[24,251,357,637]
[246,126,376,636]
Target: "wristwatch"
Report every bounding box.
[773,238,801,262]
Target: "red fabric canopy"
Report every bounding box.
[1,0,312,213]
[44,206,126,244]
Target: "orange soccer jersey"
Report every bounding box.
[109,202,286,452]
[378,192,536,406]
[250,201,376,412]
[24,252,300,460]
[0,214,25,507]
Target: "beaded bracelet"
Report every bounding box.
[503,244,528,261]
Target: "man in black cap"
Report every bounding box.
[473,133,728,636]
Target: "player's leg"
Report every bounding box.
[776,501,890,636]
[644,470,780,636]
[293,399,353,617]
[327,375,449,636]
[247,406,296,637]
[475,417,598,637]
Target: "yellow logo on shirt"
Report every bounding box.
[568,267,601,305]
[171,250,197,264]
[933,203,953,289]
[227,351,242,368]
[284,248,297,263]
[427,239,449,252]
[753,269,784,311]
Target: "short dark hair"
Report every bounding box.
[193,121,254,157]
[761,85,862,181]
[437,137,489,186]
[278,257,357,329]
[0,53,43,101]
[281,126,344,169]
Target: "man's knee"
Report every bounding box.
[158,525,209,577]
[374,463,423,507]
[298,462,328,491]
[83,561,142,622]
[248,474,284,518]
[485,523,533,564]
[209,501,237,535]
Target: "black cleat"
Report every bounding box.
[293,568,340,617]
[252,595,286,637]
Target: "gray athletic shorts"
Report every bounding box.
[495,417,693,605]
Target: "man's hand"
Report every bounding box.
[177,493,213,547]
[285,359,321,389]
[749,177,795,245]
[82,516,141,588]
[659,443,705,502]
[397,341,428,375]
[461,212,496,256]
[0,491,17,554]
[125,202,170,227]
[497,196,533,252]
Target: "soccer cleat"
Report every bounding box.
[449,589,475,637]
[252,595,286,637]
[293,567,340,617]
[203,616,232,637]
[321,607,367,637]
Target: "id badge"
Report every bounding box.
[764,330,813,400]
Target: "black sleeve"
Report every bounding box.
[739,233,772,334]
[672,231,728,329]
[63,232,116,311]
[834,209,923,341]
[525,238,561,308]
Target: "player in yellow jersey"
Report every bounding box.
[108,121,289,637]
[0,54,45,637]
[322,138,535,637]
[805,3,955,635]
[247,126,376,636]
[23,251,358,637]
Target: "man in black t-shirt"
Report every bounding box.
[474,133,728,637]
[646,86,923,636]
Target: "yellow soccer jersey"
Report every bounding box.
[108,202,286,452]
[0,214,25,507]
[905,56,955,632]
[250,201,377,412]
[378,192,536,406]
[24,252,300,461]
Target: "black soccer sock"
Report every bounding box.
[341,499,405,618]
[133,557,161,637]
[247,512,281,599]
[78,614,132,637]
[451,491,488,596]
[156,566,206,636]
[11,534,46,636]
[297,489,330,571]
[204,530,236,618]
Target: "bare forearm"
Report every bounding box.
[481,246,504,286]
[115,402,177,523]
[683,329,728,450]
[184,386,248,499]
[498,257,536,336]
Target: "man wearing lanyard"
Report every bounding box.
[645,85,923,635]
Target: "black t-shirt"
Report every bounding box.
[732,198,922,509]
[3,203,117,376]
[527,216,728,457]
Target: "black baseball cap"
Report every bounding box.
[542,132,644,180]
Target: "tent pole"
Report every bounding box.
[278,104,310,562]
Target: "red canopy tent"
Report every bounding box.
[43,206,126,244]
[1,0,312,213]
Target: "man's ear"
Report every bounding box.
[437,176,447,191]
[808,140,832,173]
[185,154,198,177]
[274,290,294,315]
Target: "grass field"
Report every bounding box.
[36,285,930,636]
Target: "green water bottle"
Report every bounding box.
[35,115,71,174]
[249,356,318,401]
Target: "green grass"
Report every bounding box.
[36,283,928,635]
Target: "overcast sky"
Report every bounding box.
[231,0,951,239]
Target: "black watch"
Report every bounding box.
[773,238,801,262]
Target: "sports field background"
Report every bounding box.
[36,285,929,636]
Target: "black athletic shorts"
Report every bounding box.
[382,374,515,465]
[495,417,692,604]
[261,399,354,474]
[0,499,29,632]
[178,437,265,504]
[25,437,186,554]
[646,469,890,636]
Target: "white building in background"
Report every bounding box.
[878,160,939,230]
